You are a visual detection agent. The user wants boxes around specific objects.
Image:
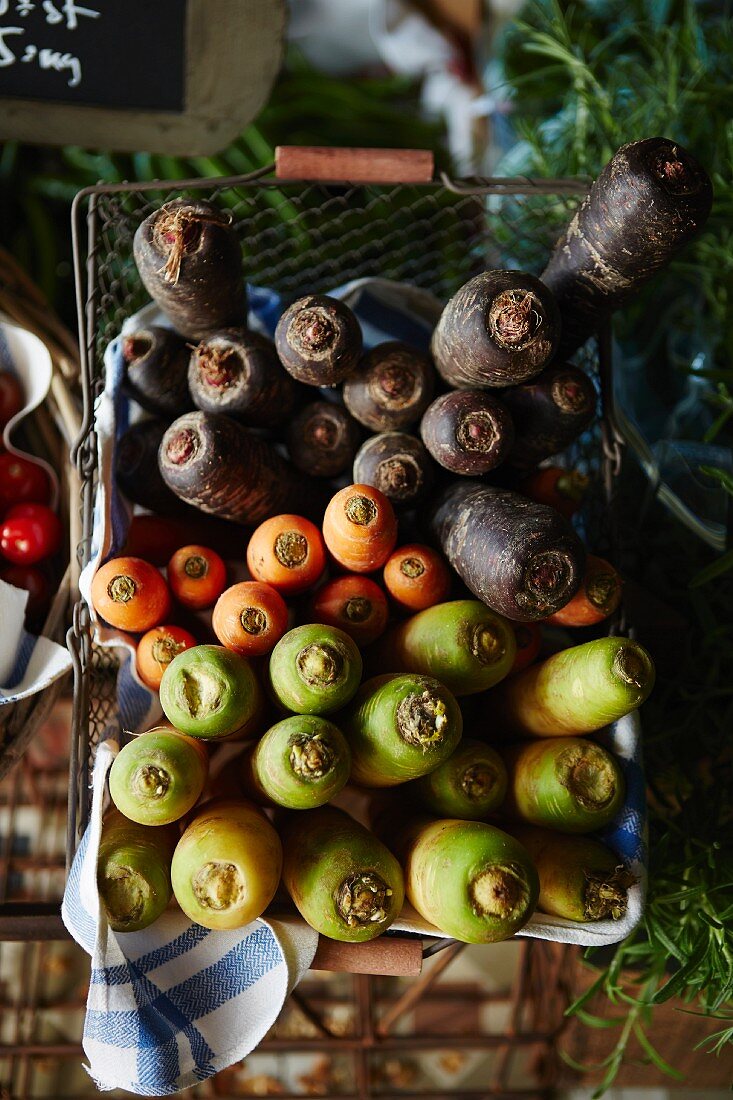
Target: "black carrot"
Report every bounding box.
[542,137,713,356]
[133,199,247,339]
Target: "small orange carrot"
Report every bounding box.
[167,545,227,610]
[246,514,327,595]
[510,622,542,675]
[91,557,171,633]
[545,555,622,627]
[322,483,397,573]
[212,581,289,657]
[518,466,589,519]
[383,544,451,612]
[136,625,197,690]
[311,575,389,646]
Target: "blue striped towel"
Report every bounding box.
[62,740,318,1096]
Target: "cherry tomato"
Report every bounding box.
[0,563,51,619]
[0,454,51,509]
[0,504,61,564]
[0,371,24,429]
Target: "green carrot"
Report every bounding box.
[160,645,263,740]
[511,825,636,922]
[97,810,177,933]
[268,624,362,715]
[407,739,507,820]
[373,600,516,696]
[280,805,404,942]
[240,715,351,809]
[391,817,538,943]
[171,799,282,930]
[502,737,625,834]
[491,637,655,736]
[342,673,463,787]
[108,728,209,826]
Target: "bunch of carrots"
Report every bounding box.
[90,137,713,944]
[91,485,651,943]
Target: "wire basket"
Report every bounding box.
[67,155,628,960]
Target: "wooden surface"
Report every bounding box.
[275,145,435,184]
[0,0,284,155]
[311,935,423,976]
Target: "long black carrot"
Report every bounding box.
[542,137,713,356]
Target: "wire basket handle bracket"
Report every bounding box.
[274,145,434,184]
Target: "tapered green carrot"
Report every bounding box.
[280,805,404,942]
[268,624,362,715]
[342,673,462,787]
[510,825,635,922]
[97,809,177,932]
[171,799,282,930]
[109,728,209,826]
[240,715,351,809]
[160,644,263,740]
[502,737,625,834]
[408,740,507,820]
[374,600,516,696]
[389,817,538,943]
[491,637,654,736]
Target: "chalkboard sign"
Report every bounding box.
[0,0,186,111]
[0,0,284,155]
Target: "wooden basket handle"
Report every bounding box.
[311,934,423,976]
[275,145,434,184]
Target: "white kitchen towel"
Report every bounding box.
[62,739,318,1096]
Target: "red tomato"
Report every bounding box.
[0,504,61,564]
[0,454,51,509]
[0,563,51,618]
[5,502,60,526]
[0,371,24,429]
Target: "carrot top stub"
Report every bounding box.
[502,737,625,834]
[492,636,654,737]
[342,673,463,787]
[512,826,635,922]
[280,806,404,942]
[323,483,398,573]
[374,600,516,696]
[393,818,538,943]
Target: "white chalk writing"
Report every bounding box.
[0,25,23,65]
[0,24,82,85]
[0,0,97,88]
[42,1,99,30]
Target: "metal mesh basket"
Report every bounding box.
[67,159,620,901]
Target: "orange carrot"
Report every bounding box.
[136,625,197,690]
[510,622,542,675]
[383,544,451,612]
[545,555,622,627]
[322,483,397,573]
[167,544,227,610]
[311,575,389,646]
[518,466,589,519]
[91,557,171,633]
[212,581,289,657]
[246,514,327,595]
